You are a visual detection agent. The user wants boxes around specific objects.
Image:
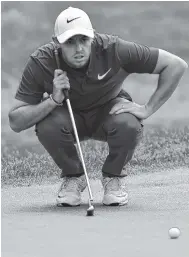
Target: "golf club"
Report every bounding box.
[54,47,94,216]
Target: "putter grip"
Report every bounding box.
[63,89,69,100]
[54,48,69,100]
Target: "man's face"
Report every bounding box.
[60,35,93,69]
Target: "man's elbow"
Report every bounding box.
[8,112,23,133]
[9,122,22,133]
[175,57,188,72]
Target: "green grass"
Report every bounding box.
[2,123,189,188]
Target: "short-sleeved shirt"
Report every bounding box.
[15,32,159,111]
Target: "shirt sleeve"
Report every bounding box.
[15,56,44,104]
[116,38,159,74]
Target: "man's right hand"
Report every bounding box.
[52,69,70,104]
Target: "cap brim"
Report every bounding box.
[57,28,94,43]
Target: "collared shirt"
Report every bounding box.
[15,32,159,111]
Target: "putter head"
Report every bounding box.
[86,205,94,216]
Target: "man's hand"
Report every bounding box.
[53,69,70,104]
[109,99,150,120]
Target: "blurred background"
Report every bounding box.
[1,1,189,148]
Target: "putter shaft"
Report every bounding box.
[66,99,93,201]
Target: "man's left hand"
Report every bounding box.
[109,100,150,120]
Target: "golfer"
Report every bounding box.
[9,7,187,207]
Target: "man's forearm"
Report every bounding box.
[146,60,188,117]
[9,98,58,132]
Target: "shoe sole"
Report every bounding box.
[57,203,80,207]
[56,197,81,207]
[103,198,129,206]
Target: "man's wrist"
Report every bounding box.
[144,104,153,118]
[49,94,63,106]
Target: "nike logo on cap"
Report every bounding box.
[67,17,81,23]
[98,68,111,80]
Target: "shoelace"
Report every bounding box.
[103,177,125,192]
[58,177,84,195]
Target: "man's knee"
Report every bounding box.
[105,113,143,147]
[123,113,142,133]
[108,113,142,134]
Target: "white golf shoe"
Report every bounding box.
[102,176,129,206]
[56,175,87,207]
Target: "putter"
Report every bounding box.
[54,47,94,216]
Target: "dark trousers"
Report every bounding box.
[35,97,143,177]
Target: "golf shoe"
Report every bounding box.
[56,174,87,206]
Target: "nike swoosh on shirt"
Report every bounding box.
[98,68,111,80]
[67,17,81,23]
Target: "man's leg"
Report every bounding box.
[101,112,142,177]
[92,98,143,205]
[92,98,143,176]
[35,106,89,206]
[35,106,89,177]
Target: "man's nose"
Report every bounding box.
[75,41,82,52]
